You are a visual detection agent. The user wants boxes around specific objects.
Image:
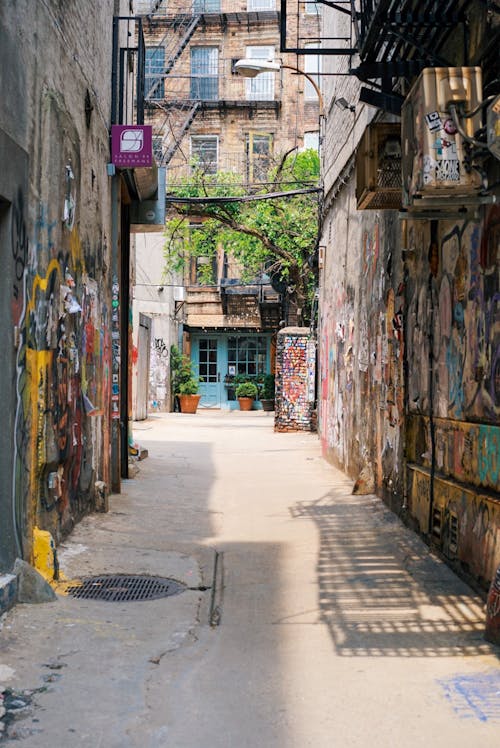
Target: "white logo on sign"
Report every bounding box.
[120,129,144,153]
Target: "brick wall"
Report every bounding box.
[275,328,315,431]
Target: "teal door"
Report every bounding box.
[196,337,222,408]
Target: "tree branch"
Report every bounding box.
[172,204,299,268]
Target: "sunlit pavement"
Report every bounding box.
[0,411,499,747]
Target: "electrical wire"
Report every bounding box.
[165,187,322,203]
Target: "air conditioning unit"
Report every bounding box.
[401,67,483,208]
[356,123,402,210]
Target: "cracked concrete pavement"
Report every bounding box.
[0,411,499,747]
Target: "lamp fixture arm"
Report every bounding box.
[280,63,324,115]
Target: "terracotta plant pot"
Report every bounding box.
[238,397,254,411]
[178,394,201,414]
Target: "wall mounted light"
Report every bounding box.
[335,97,355,113]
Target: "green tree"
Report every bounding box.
[164,149,320,324]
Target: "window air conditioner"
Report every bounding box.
[401,67,483,208]
[356,123,402,210]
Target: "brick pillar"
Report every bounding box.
[274,327,315,432]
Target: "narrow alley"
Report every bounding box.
[0,412,498,747]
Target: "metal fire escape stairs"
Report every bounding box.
[145,13,202,167]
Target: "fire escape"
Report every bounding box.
[142,13,202,167]
[137,3,287,329]
[141,5,282,169]
[281,0,500,113]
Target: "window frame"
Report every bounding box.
[246,131,273,183]
[190,46,219,101]
[304,1,321,15]
[244,46,275,101]
[227,336,268,378]
[247,0,275,10]
[304,42,321,101]
[145,46,165,100]
[190,135,219,175]
[193,0,221,11]
[303,131,320,152]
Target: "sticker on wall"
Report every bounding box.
[63,164,76,230]
[443,118,458,135]
[436,159,460,182]
[425,111,442,132]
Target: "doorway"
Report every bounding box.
[196,337,222,408]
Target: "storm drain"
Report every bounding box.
[66,574,185,602]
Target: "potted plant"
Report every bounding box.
[260,374,275,412]
[170,345,201,414]
[177,376,201,414]
[235,381,258,411]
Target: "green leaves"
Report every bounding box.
[164,150,320,322]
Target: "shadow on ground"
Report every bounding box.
[291,491,495,658]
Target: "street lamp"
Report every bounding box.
[234,58,324,115]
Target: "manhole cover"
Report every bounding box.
[66,575,185,602]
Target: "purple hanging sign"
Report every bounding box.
[111,125,153,168]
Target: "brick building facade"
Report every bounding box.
[134,0,321,410]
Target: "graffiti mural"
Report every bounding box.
[406,209,500,424]
[404,207,500,585]
[12,204,111,553]
[149,335,169,411]
[319,187,405,501]
[275,330,315,432]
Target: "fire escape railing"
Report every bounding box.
[111,16,147,126]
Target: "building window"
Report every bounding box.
[193,0,221,11]
[228,336,267,377]
[190,47,218,100]
[189,254,218,285]
[304,43,321,101]
[190,136,218,174]
[246,132,273,182]
[247,0,275,9]
[145,47,165,99]
[303,131,319,151]
[304,1,321,15]
[245,46,274,101]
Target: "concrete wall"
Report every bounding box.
[0,0,118,568]
[132,233,180,415]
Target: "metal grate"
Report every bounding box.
[449,513,459,555]
[432,506,443,540]
[66,575,185,602]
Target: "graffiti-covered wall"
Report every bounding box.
[0,1,116,568]
[318,180,500,588]
[405,210,500,587]
[318,180,405,507]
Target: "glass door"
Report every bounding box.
[196,337,221,408]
